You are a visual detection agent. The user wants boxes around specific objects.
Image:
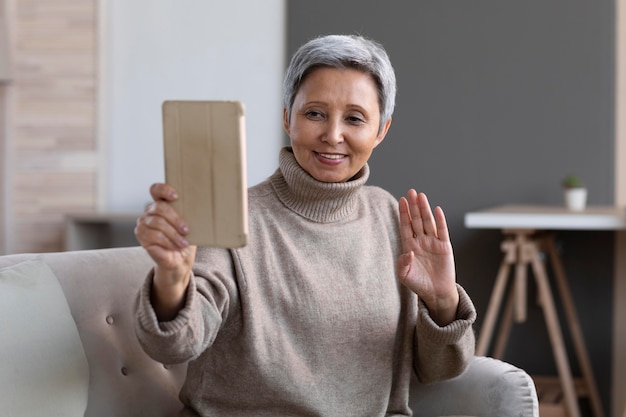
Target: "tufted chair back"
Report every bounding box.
[0,247,187,417]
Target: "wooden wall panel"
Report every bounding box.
[6,0,97,253]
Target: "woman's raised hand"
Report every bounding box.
[135,183,196,320]
[397,189,459,326]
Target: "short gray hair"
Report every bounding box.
[283,34,396,132]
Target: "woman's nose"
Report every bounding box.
[322,119,344,145]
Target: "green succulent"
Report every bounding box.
[561,174,585,189]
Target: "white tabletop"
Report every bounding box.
[464,205,626,231]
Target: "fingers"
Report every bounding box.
[416,193,437,237]
[433,205,451,242]
[135,183,189,251]
[400,190,450,242]
[150,182,179,202]
[137,207,188,249]
[406,189,435,236]
[398,196,414,241]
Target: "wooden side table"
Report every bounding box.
[65,213,142,251]
[465,205,626,417]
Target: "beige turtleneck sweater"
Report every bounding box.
[135,147,476,417]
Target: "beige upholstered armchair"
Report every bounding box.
[0,247,538,416]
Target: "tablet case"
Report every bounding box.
[162,100,248,248]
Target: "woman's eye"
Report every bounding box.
[347,115,364,124]
[305,110,324,119]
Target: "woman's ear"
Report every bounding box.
[374,117,392,148]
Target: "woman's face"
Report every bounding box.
[283,67,391,183]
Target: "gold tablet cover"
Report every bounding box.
[162,100,248,248]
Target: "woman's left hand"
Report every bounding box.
[397,189,459,326]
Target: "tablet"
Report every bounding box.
[162,100,248,248]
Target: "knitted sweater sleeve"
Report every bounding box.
[413,283,476,384]
[133,247,237,365]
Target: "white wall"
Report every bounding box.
[100,0,286,211]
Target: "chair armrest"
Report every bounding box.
[409,356,538,417]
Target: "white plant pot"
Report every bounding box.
[564,188,587,211]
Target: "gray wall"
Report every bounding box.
[288,1,615,413]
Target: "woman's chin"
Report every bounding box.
[309,169,350,183]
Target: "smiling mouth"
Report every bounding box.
[317,152,346,160]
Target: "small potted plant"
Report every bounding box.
[561,174,587,211]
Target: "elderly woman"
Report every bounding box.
[134,34,476,416]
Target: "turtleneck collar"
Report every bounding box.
[269,147,370,223]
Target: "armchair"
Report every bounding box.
[0,247,538,416]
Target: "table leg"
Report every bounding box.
[476,239,515,356]
[529,240,581,417]
[514,233,529,322]
[493,285,516,359]
[544,234,605,417]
